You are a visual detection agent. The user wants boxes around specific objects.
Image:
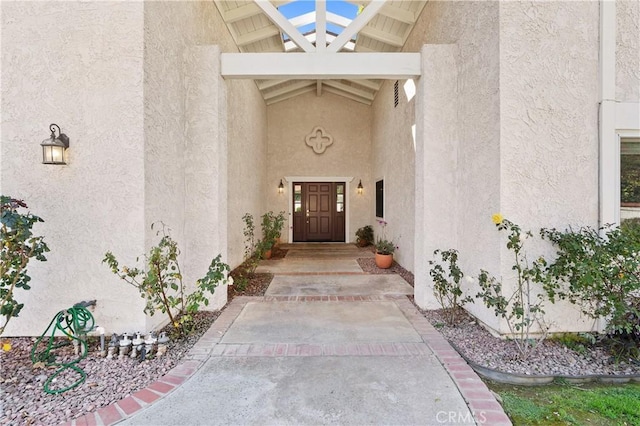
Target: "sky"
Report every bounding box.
[278,0,359,36]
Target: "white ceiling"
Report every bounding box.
[214,1,427,105]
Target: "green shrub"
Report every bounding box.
[103,223,229,337]
[476,216,549,359]
[428,249,474,325]
[0,196,50,336]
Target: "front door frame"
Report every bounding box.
[285,176,354,244]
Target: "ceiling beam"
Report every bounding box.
[322,80,375,101]
[345,78,382,91]
[379,4,416,24]
[237,26,281,47]
[316,0,327,52]
[359,26,404,47]
[323,86,372,105]
[254,0,316,52]
[263,80,316,100]
[265,86,316,105]
[221,1,290,23]
[257,79,289,90]
[327,0,386,53]
[221,52,421,80]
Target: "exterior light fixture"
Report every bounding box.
[357,180,363,195]
[41,124,69,165]
[278,179,284,194]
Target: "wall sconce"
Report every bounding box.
[357,180,363,195]
[278,179,284,194]
[40,124,69,165]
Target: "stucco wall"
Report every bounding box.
[402,1,501,324]
[266,91,372,244]
[1,1,146,335]
[497,1,600,333]
[371,81,415,271]
[616,0,640,102]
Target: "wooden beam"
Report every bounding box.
[322,80,375,101]
[379,4,416,24]
[221,1,291,23]
[255,0,316,52]
[265,86,316,105]
[237,26,281,47]
[257,79,289,90]
[221,52,421,80]
[263,80,315,100]
[359,26,404,47]
[345,78,381,91]
[317,80,323,97]
[327,0,386,53]
[323,86,372,105]
[316,0,327,52]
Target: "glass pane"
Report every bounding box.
[337,194,344,203]
[337,203,344,212]
[294,184,302,193]
[621,140,640,223]
[295,203,302,212]
[294,194,301,202]
[337,185,344,194]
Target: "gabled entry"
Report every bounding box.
[293,182,346,242]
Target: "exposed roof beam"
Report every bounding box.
[345,78,382,91]
[359,26,404,47]
[317,80,323,97]
[379,4,416,24]
[221,52,421,80]
[327,0,386,53]
[323,86,372,105]
[221,1,290,24]
[322,80,375,101]
[265,86,316,105]
[316,0,327,52]
[255,0,316,52]
[237,26,281,47]
[257,79,289,90]
[327,11,352,28]
[264,80,316,100]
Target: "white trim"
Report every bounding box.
[598,0,617,229]
[221,52,421,80]
[284,176,355,243]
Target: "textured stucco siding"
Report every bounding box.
[226,78,268,269]
[498,1,600,333]
[405,1,501,327]
[371,81,415,272]
[266,91,372,244]
[1,1,146,335]
[616,0,640,102]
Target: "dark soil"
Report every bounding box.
[357,257,414,286]
[227,247,287,300]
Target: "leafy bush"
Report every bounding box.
[540,223,640,337]
[0,196,50,336]
[355,225,374,246]
[476,216,549,359]
[428,249,474,325]
[103,223,229,337]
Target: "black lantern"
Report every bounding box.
[41,124,69,165]
[357,179,363,195]
[278,179,285,194]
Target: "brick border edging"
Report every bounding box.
[60,297,251,426]
[393,297,512,426]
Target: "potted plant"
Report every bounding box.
[374,220,397,269]
[355,225,374,247]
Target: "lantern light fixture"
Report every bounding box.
[357,180,363,195]
[41,123,69,165]
[278,179,284,194]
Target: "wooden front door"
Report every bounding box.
[293,182,346,242]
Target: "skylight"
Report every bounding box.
[278,0,360,48]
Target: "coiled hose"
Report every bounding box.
[30,301,95,394]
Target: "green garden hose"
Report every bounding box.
[30,301,96,394]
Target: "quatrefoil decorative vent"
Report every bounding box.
[305,126,334,154]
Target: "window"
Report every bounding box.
[376,179,384,218]
[294,184,302,212]
[621,138,640,223]
[336,184,344,212]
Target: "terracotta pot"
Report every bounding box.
[375,253,393,269]
[357,239,369,247]
[262,249,272,260]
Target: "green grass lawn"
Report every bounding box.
[486,380,640,425]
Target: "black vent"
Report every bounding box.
[394,80,399,108]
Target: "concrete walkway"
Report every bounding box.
[67,244,511,426]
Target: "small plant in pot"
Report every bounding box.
[355,225,374,247]
[374,220,397,269]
